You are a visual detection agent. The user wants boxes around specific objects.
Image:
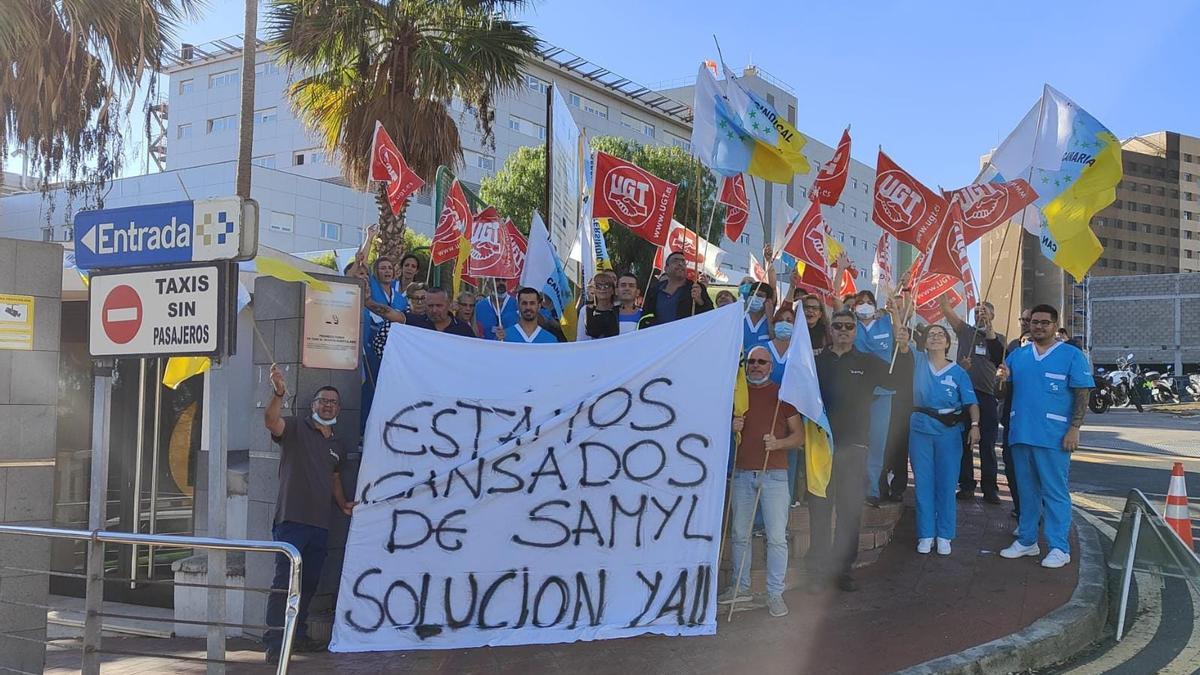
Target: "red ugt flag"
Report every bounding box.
[503,218,528,286]
[924,201,970,280]
[591,151,677,247]
[871,150,947,250]
[468,207,519,279]
[943,178,1039,245]
[370,121,425,216]
[431,180,472,265]
[718,174,750,241]
[810,127,852,206]
[781,199,829,273]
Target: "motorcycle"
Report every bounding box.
[1141,365,1179,405]
[1186,374,1200,402]
[1088,366,1113,414]
[1109,354,1140,410]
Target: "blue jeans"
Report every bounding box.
[729,469,790,597]
[264,521,329,649]
[1012,444,1072,554]
[910,428,963,540]
[866,393,894,499]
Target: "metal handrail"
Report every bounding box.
[0,525,302,674]
[1109,488,1200,640]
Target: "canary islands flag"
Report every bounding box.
[778,313,834,497]
[983,85,1121,281]
[690,64,810,184]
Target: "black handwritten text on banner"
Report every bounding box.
[330,306,742,652]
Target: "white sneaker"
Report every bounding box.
[1041,549,1071,569]
[916,537,933,554]
[936,538,952,556]
[1000,540,1040,559]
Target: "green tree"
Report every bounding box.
[479,135,721,283]
[479,144,544,236]
[1,0,200,205]
[266,0,540,264]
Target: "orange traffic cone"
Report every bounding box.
[1164,462,1194,549]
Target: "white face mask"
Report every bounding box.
[746,371,771,386]
[312,413,337,427]
[855,303,875,318]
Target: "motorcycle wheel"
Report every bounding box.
[1088,391,1110,414]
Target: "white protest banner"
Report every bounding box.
[331,305,743,652]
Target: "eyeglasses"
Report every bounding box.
[746,358,771,365]
[830,322,856,331]
[1029,319,1054,327]
[314,397,340,406]
[595,283,613,289]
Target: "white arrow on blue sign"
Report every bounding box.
[73,197,258,270]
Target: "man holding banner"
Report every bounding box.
[720,345,805,618]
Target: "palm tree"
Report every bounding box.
[0,0,199,199]
[266,0,540,263]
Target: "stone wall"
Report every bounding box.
[0,238,62,671]
[1088,273,1200,369]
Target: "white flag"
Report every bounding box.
[520,211,572,318]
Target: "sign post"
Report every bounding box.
[88,264,225,358]
[73,197,257,270]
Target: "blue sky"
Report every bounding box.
[139,1,1200,272]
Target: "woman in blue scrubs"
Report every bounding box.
[903,324,980,555]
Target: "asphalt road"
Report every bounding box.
[1044,408,1200,674]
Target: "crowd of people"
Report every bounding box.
[257,246,1094,660]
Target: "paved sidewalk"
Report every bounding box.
[44,497,1083,675]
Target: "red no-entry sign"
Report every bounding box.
[100,284,142,344]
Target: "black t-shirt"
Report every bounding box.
[584,306,620,339]
[272,417,347,530]
[815,348,911,448]
[408,315,477,338]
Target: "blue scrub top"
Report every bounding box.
[1005,341,1094,449]
[854,313,895,394]
[503,325,559,344]
[767,340,788,385]
[911,350,978,435]
[476,295,518,341]
[743,314,771,352]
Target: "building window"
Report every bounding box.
[293,149,327,166]
[177,123,192,139]
[1098,258,1108,268]
[1126,201,1136,211]
[254,61,279,77]
[1185,153,1194,163]
[178,78,194,95]
[1171,228,1180,237]
[1187,250,1195,259]
[206,115,237,134]
[62,226,73,242]
[524,73,549,94]
[1157,226,1167,235]
[254,107,277,125]
[464,150,494,171]
[1114,240,1123,249]
[569,92,608,119]
[209,69,239,89]
[507,114,545,139]
[320,221,341,241]
[269,211,294,233]
[1187,212,1195,221]
[664,132,690,152]
[1155,245,1166,255]
[251,155,276,169]
[415,186,433,206]
[1141,243,1152,253]
[621,113,653,137]
[1113,260,1123,270]
[1155,186,1165,196]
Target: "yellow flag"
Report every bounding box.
[162,356,211,390]
[256,257,332,292]
[804,419,834,498]
[452,235,472,297]
[1042,131,1121,281]
[561,292,580,341]
[732,364,750,446]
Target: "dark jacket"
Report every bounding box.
[641,277,713,327]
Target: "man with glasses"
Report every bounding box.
[938,298,1006,504]
[641,251,713,327]
[810,308,910,592]
[262,366,356,663]
[998,305,1093,569]
[718,345,805,618]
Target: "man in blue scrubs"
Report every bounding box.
[743,282,774,351]
[849,291,894,506]
[498,287,563,344]
[476,280,519,340]
[997,304,1092,569]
